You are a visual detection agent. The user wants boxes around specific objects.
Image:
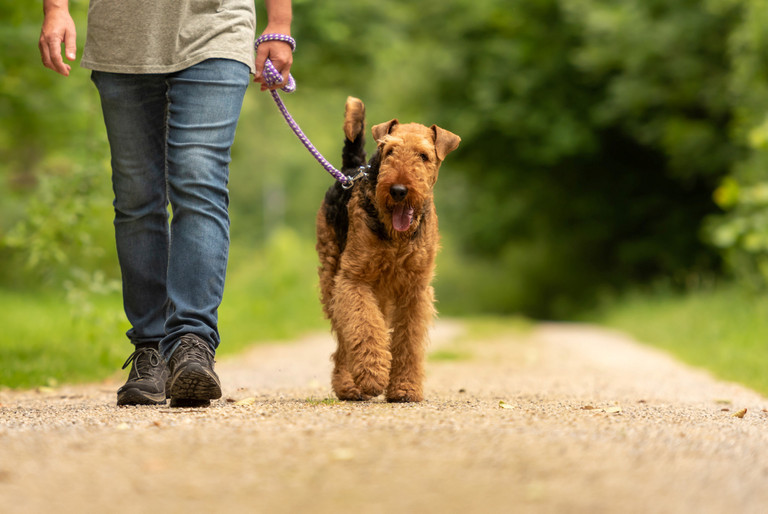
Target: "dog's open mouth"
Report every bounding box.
[392,204,414,232]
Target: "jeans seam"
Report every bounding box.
[163,77,173,325]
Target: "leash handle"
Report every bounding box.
[255,34,296,93]
[255,34,368,188]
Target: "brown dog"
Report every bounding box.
[315,97,460,402]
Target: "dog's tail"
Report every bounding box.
[342,96,367,171]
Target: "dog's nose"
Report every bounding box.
[390,184,408,202]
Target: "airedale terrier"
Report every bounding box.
[316,97,460,402]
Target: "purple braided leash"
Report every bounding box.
[256,34,367,189]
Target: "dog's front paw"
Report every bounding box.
[351,353,390,398]
[335,388,370,402]
[355,373,387,399]
[332,372,371,401]
[386,382,424,403]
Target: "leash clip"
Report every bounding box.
[342,165,370,190]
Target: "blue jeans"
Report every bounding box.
[91,59,250,358]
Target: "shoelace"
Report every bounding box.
[176,336,214,363]
[121,347,163,379]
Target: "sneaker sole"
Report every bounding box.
[168,363,222,408]
[117,387,167,407]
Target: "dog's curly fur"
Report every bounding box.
[316,97,460,402]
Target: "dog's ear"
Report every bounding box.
[431,125,461,161]
[372,119,399,143]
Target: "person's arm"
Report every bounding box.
[254,0,293,91]
[39,0,77,76]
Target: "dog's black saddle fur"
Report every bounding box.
[323,133,383,252]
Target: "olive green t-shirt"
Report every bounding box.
[81,0,256,74]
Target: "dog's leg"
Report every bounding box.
[386,285,435,402]
[331,278,391,399]
[330,322,368,401]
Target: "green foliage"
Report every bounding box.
[703,0,768,291]
[7,0,768,335]
[219,228,327,354]
[4,157,117,287]
[1,0,111,290]
[0,289,128,389]
[413,0,736,316]
[708,179,768,288]
[0,229,326,388]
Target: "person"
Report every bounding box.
[39,0,293,407]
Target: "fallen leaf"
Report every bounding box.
[605,406,623,414]
[581,405,597,411]
[499,400,514,409]
[732,408,747,419]
[233,397,256,406]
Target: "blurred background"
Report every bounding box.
[4,0,768,391]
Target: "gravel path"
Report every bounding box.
[1,321,767,513]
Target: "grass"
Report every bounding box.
[461,315,533,339]
[428,315,532,363]
[428,349,474,362]
[0,228,327,389]
[0,290,129,389]
[218,229,327,356]
[305,395,340,406]
[587,283,768,397]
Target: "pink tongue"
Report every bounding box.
[392,205,414,232]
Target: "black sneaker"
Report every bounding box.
[116,347,169,406]
[167,334,222,407]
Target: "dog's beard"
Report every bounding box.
[392,204,414,232]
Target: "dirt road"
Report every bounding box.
[1,321,767,513]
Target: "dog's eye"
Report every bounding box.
[384,148,394,159]
[419,153,430,162]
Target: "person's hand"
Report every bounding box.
[254,36,294,92]
[39,7,77,76]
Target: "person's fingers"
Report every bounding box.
[39,34,53,70]
[39,32,70,75]
[64,26,77,62]
[254,41,293,89]
[253,45,269,83]
[39,12,76,76]
[48,35,70,75]
[274,58,292,87]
